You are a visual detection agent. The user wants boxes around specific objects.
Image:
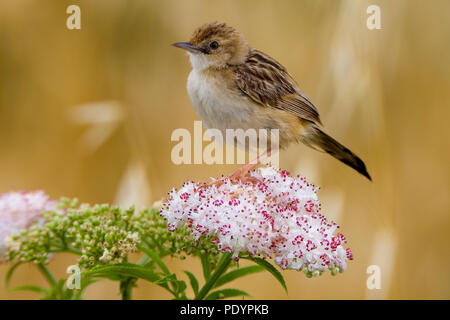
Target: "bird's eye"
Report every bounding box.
[209,41,219,50]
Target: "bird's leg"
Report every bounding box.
[202,147,277,188]
[229,148,274,179]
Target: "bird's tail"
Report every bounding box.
[302,125,372,181]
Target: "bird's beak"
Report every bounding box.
[171,41,203,53]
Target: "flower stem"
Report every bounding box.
[49,247,83,255]
[119,255,145,300]
[120,278,136,300]
[195,252,231,300]
[64,247,83,255]
[37,263,57,287]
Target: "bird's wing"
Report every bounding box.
[234,49,321,125]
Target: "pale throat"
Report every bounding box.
[188,52,224,71]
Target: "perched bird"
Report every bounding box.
[172,22,371,181]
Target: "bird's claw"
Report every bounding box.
[200,172,260,189]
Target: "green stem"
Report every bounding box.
[119,255,148,300]
[37,263,57,287]
[195,253,231,300]
[120,278,135,300]
[137,254,151,266]
[64,247,83,255]
[49,247,83,255]
[48,241,83,256]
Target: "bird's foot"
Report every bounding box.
[200,164,261,189]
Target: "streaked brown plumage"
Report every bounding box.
[235,48,321,125]
[172,22,371,181]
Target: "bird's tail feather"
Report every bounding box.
[303,125,372,181]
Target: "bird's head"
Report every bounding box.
[172,22,249,70]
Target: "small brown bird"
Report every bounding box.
[172,22,371,181]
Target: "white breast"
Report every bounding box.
[187,69,256,133]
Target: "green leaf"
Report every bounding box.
[5,261,22,287]
[244,257,287,294]
[174,279,187,294]
[43,287,57,300]
[173,293,188,300]
[136,254,153,267]
[200,254,211,281]
[196,253,232,300]
[84,263,176,295]
[214,265,264,288]
[137,244,170,275]
[138,244,183,297]
[205,288,250,300]
[84,263,161,283]
[184,271,199,296]
[12,285,49,295]
[55,279,66,300]
[37,263,57,287]
[154,273,177,285]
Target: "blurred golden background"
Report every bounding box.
[0,0,449,299]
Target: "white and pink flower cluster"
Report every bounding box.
[0,191,55,258]
[161,166,353,276]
